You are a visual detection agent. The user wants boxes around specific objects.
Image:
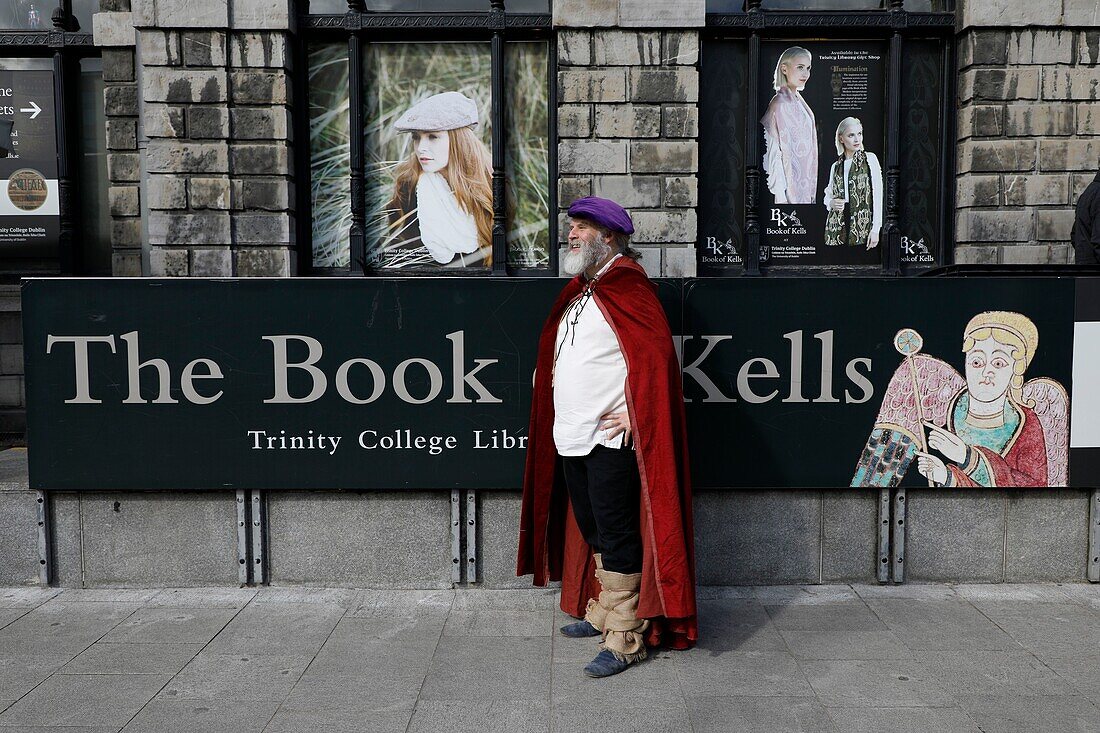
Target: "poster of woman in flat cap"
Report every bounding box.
[380,91,495,269]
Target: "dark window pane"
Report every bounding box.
[308,42,351,269]
[77,57,110,275]
[362,42,493,272]
[761,0,884,8]
[0,0,57,29]
[71,0,96,31]
[698,38,747,275]
[705,0,745,10]
[505,41,549,269]
[365,0,488,9]
[899,39,945,269]
[903,0,954,10]
[305,0,348,12]
[504,0,549,11]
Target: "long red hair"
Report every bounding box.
[392,127,494,266]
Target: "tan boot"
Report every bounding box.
[593,568,649,665]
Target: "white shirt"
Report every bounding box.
[552,256,628,457]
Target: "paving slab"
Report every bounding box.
[551,698,694,733]
[865,599,1023,651]
[0,608,28,630]
[406,700,550,733]
[825,706,981,733]
[101,608,239,645]
[800,659,957,707]
[419,636,551,702]
[252,587,358,607]
[0,673,170,728]
[202,603,345,655]
[777,629,913,661]
[968,601,1100,657]
[675,649,813,697]
[144,588,257,609]
[688,696,839,733]
[913,650,1077,696]
[552,651,682,702]
[60,643,204,676]
[121,700,279,733]
[765,601,887,632]
[0,602,140,656]
[0,588,60,609]
[55,590,161,605]
[155,653,313,702]
[0,653,74,708]
[955,694,1100,733]
[349,589,454,618]
[261,705,414,733]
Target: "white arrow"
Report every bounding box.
[19,101,40,119]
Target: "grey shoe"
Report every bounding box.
[559,619,601,638]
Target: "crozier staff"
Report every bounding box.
[761,46,819,205]
[381,91,494,268]
[517,197,697,678]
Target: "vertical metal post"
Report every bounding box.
[465,490,477,583]
[348,32,366,272]
[236,490,249,585]
[743,29,762,277]
[450,490,462,584]
[1088,489,1100,583]
[35,490,50,585]
[891,487,906,583]
[877,488,891,583]
[489,1,508,275]
[250,491,265,585]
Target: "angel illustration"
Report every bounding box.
[851,311,1069,488]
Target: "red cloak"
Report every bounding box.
[948,400,1049,487]
[516,256,697,650]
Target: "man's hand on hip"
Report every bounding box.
[599,411,632,446]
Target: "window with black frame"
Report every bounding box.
[698,0,955,276]
[300,0,553,276]
[0,0,105,278]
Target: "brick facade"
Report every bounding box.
[955,0,1100,265]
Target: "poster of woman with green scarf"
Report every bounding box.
[823,117,883,250]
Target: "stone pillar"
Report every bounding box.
[954,0,1099,265]
[554,0,703,277]
[127,0,294,276]
[93,2,141,276]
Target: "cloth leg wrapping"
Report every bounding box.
[594,568,649,663]
[583,553,607,631]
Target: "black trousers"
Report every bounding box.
[561,444,643,574]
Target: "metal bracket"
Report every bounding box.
[465,490,478,583]
[877,488,891,583]
[250,491,266,585]
[891,487,907,583]
[451,490,462,584]
[35,490,50,585]
[236,490,249,585]
[1089,488,1099,583]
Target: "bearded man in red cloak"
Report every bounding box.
[517,196,697,678]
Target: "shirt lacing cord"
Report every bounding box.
[553,279,598,368]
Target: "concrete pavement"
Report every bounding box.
[1,583,1099,732]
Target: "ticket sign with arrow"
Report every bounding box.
[0,59,59,262]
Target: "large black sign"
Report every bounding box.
[22,278,1097,490]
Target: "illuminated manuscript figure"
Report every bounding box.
[851,312,1069,488]
[380,91,494,269]
[760,46,819,205]
[823,117,882,249]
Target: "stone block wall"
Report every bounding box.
[554,0,703,277]
[955,8,1100,265]
[96,0,295,277]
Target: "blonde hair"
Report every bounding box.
[834,116,862,156]
[961,311,1039,403]
[773,47,812,91]
[392,126,494,266]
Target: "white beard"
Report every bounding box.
[562,235,612,276]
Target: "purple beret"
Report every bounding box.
[567,196,634,235]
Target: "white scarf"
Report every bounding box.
[415,172,480,264]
